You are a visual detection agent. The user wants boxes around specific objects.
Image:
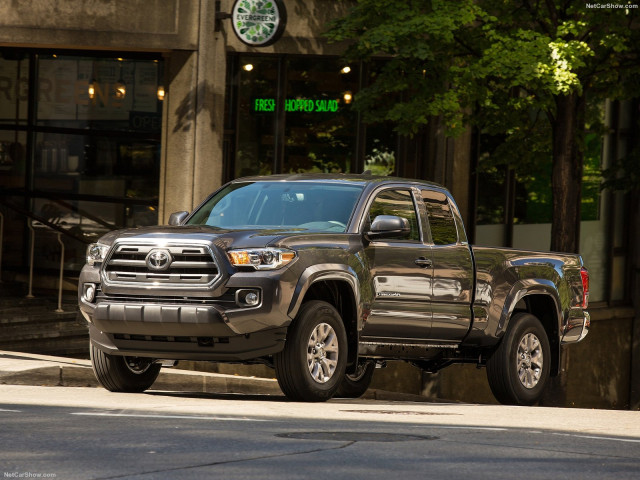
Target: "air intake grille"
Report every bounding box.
[104,244,220,286]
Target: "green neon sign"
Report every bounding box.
[253,98,340,113]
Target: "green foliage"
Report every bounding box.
[326,0,640,168]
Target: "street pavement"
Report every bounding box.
[1,351,640,479]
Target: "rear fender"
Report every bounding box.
[498,280,563,376]
[498,280,562,337]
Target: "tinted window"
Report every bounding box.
[422,190,458,245]
[368,189,419,241]
[188,181,363,232]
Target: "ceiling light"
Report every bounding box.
[114,80,126,99]
[88,79,96,99]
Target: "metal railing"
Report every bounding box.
[0,196,94,313]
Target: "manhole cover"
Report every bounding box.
[276,432,437,442]
[342,409,459,416]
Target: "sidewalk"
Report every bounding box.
[0,350,283,395]
[0,350,431,402]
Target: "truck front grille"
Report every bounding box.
[103,244,220,286]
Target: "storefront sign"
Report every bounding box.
[231,0,286,47]
[253,98,340,113]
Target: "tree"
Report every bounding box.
[327,0,640,253]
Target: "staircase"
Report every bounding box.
[0,281,89,358]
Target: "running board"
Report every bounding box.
[358,341,459,359]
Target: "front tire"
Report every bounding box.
[274,300,348,402]
[335,361,375,398]
[486,313,551,406]
[90,343,161,393]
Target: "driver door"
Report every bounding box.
[360,188,433,341]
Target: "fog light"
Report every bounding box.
[236,289,260,307]
[245,292,259,306]
[83,283,96,303]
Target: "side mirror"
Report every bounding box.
[168,211,189,226]
[365,215,411,241]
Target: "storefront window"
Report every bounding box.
[283,57,358,174]
[228,54,395,178]
[364,124,396,176]
[233,56,278,178]
[0,52,28,126]
[0,50,163,271]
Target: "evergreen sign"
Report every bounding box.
[232,0,287,47]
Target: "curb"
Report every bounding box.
[0,350,282,396]
[0,350,433,402]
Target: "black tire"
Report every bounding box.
[90,343,161,393]
[274,300,348,402]
[486,312,551,406]
[335,360,376,398]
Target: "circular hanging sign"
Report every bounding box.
[231,0,287,47]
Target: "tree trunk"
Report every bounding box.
[541,92,585,407]
[550,92,585,254]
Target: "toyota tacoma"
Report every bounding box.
[78,173,590,404]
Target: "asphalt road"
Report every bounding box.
[1,385,639,480]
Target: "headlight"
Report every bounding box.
[86,243,110,266]
[227,248,296,270]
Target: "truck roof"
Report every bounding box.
[231,172,446,190]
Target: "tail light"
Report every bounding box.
[580,267,589,309]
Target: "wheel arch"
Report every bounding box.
[288,266,361,372]
[499,284,562,377]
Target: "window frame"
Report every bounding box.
[358,184,424,244]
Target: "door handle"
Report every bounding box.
[414,257,432,268]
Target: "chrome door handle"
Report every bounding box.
[414,257,432,268]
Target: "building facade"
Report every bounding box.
[0,0,637,409]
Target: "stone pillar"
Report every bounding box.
[159,50,198,223]
[158,1,226,223]
[192,0,226,209]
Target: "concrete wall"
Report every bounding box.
[0,0,198,50]
[434,306,636,409]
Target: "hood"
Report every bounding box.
[97,225,316,250]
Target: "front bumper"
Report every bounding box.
[79,265,293,361]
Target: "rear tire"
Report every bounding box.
[335,361,375,398]
[90,343,161,393]
[486,313,551,406]
[274,300,347,402]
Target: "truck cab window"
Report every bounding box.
[368,189,420,241]
[422,190,458,245]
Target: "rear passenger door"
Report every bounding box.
[421,189,474,343]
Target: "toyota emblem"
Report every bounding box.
[146,249,172,271]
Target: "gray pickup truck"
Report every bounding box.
[78,173,590,405]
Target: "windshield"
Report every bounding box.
[187,181,364,232]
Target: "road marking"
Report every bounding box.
[409,425,508,432]
[437,426,508,431]
[0,408,21,412]
[552,432,640,444]
[71,412,271,422]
